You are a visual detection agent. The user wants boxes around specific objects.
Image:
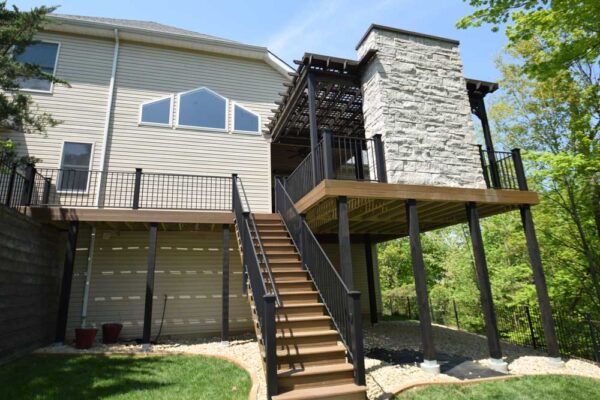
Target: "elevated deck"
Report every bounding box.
[295,180,539,241]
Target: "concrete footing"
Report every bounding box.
[548,357,565,368]
[220,341,230,347]
[141,343,151,352]
[488,357,509,373]
[420,359,440,374]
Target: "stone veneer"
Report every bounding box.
[358,26,486,188]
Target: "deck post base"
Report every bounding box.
[141,343,151,352]
[548,357,565,368]
[488,358,508,373]
[420,359,440,374]
[220,341,229,347]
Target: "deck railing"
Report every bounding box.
[0,157,29,209]
[21,167,233,210]
[478,146,527,190]
[233,175,279,397]
[275,178,366,386]
[285,132,387,203]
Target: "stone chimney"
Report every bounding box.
[357,25,486,189]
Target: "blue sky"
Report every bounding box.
[12,0,507,81]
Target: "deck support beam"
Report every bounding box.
[405,199,438,372]
[55,220,79,343]
[364,237,378,325]
[337,196,353,289]
[520,205,561,360]
[221,223,230,344]
[142,222,158,349]
[466,202,506,369]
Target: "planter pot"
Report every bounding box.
[102,323,123,344]
[75,328,98,349]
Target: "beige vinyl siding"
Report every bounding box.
[106,41,284,212]
[66,230,251,340]
[321,243,383,317]
[2,32,114,171]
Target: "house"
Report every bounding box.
[1,14,563,400]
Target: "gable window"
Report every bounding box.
[140,95,173,126]
[58,142,93,192]
[177,87,227,130]
[233,103,260,134]
[15,41,60,92]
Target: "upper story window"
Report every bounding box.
[233,103,260,134]
[177,87,227,130]
[58,142,93,192]
[140,95,173,126]
[15,41,60,92]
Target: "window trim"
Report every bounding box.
[175,87,229,132]
[138,94,174,127]
[232,102,262,135]
[17,40,61,94]
[57,140,95,194]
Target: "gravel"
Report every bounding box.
[36,321,600,400]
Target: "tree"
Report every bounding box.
[0,2,66,144]
[457,0,600,80]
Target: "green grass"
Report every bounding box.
[394,375,600,399]
[0,354,251,400]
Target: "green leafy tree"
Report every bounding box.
[0,1,66,162]
[457,0,600,79]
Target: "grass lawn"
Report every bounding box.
[0,354,251,400]
[394,375,600,399]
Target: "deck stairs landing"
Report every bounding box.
[238,213,367,400]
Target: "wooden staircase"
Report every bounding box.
[244,213,367,400]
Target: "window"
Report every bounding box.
[233,103,260,134]
[177,87,227,130]
[58,142,93,192]
[140,96,173,126]
[15,41,60,92]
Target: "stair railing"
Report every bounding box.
[274,178,366,386]
[232,175,279,397]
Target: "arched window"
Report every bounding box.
[233,103,260,134]
[177,87,227,130]
[139,95,173,126]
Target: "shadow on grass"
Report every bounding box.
[0,353,250,399]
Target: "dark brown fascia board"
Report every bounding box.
[466,78,500,96]
[356,23,460,50]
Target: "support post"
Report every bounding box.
[20,164,35,206]
[373,134,387,183]
[337,196,353,289]
[520,205,561,360]
[221,224,230,344]
[132,168,142,209]
[453,300,460,330]
[42,177,51,205]
[80,227,97,328]
[142,222,158,349]
[354,139,365,180]
[349,291,366,385]
[264,294,278,397]
[364,237,378,325]
[322,130,335,180]
[466,202,505,367]
[242,212,249,296]
[472,95,500,188]
[55,220,79,343]
[307,73,319,186]
[405,199,438,372]
[4,164,16,206]
[511,149,528,191]
[585,313,600,362]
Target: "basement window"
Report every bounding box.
[15,41,60,93]
[140,95,173,126]
[58,142,93,192]
[176,87,227,131]
[233,103,260,134]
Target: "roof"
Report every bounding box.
[50,14,242,46]
[466,78,499,97]
[356,24,460,50]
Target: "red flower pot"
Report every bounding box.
[75,328,98,349]
[102,323,123,344]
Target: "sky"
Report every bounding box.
[11,0,507,81]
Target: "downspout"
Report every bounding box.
[95,28,120,207]
[80,227,96,327]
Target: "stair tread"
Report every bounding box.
[278,303,324,309]
[276,315,331,322]
[279,291,319,296]
[272,383,366,400]
[276,344,346,357]
[277,363,354,378]
[269,260,303,264]
[276,329,338,339]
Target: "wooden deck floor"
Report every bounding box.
[295,180,539,241]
